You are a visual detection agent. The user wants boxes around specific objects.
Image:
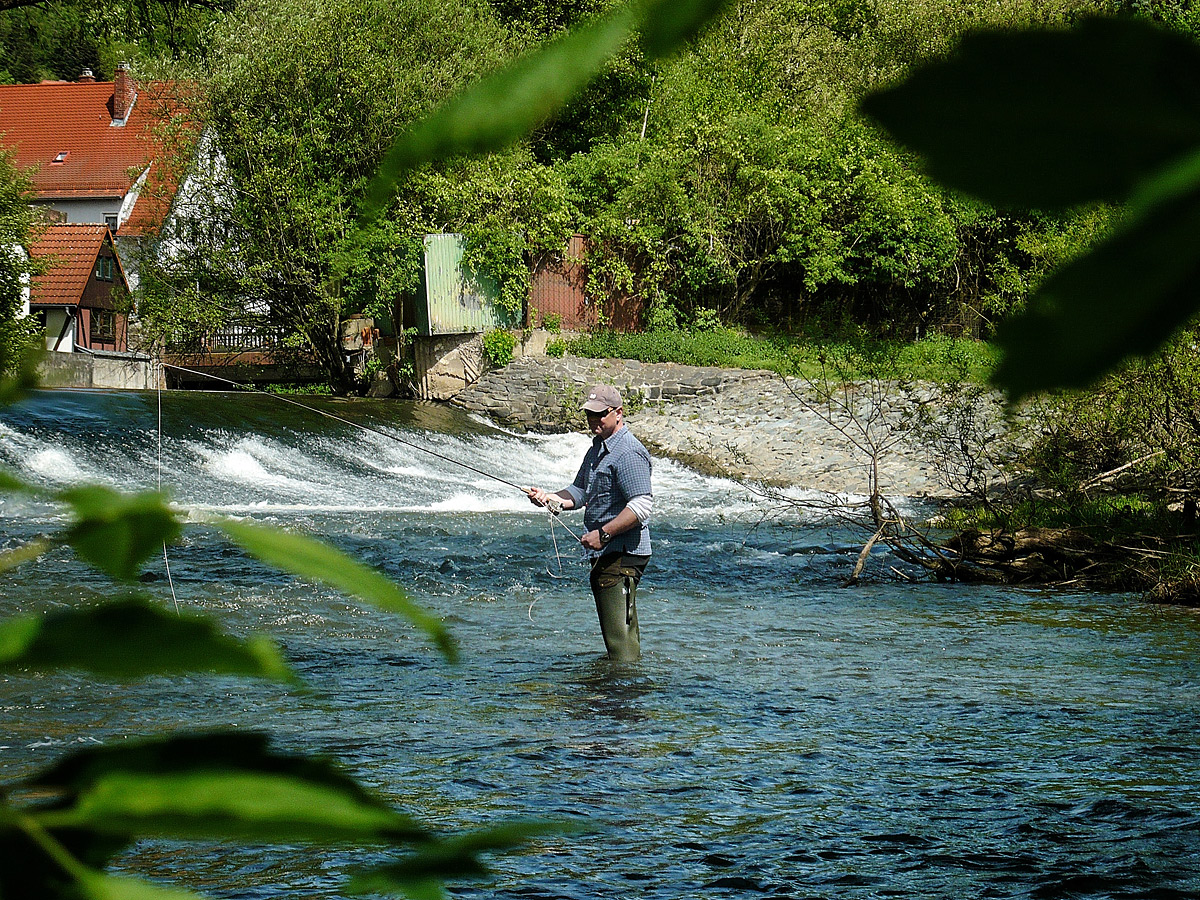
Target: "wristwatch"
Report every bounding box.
[599,528,613,546]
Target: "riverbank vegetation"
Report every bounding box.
[1,0,1146,387]
[941,327,1200,604]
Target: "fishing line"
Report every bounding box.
[159,363,585,570]
[157,379,181,615]
[162,363,532,493]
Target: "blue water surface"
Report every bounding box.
[2,390,1198,900]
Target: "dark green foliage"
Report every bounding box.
[995,182,1200,397]
[0,0,228,83]
[862,18,1200,208]
[0,3,102,83]
[356,7,635,228]
[34,738,426,844]
[863,16,1200,399]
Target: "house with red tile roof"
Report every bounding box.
[0,65,198,289]
[28,223,130,353]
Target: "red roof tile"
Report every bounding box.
[28,223,125,306]
[0,78,198,237]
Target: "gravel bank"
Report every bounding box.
[452,356,1011,498]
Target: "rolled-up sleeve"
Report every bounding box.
[627,494,653,522]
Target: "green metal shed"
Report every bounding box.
[415,233,516,336]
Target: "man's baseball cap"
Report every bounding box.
[581,384,623,412]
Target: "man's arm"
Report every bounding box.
[581,494,651,550]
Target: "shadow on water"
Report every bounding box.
[566,657,656,723]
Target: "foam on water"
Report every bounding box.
[0,389,804,524]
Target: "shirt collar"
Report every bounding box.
[593,423,628,455]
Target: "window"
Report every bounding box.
[95,256,115,281]
[51,151,69,165]
[104,213,118,232]
[91,310,116,343]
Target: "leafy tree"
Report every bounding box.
[541,0,1109,335]
[0,0,228,83]
[0,148,39,378]
[140,0,540,390]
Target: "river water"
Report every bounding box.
[2,389,1199,900]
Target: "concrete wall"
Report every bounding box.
[412,333,485,401]
[39,352,163,390]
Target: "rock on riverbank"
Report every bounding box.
[452,357,1012,498]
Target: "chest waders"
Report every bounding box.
[590,553,647,662]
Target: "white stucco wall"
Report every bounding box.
[43,308,76,352]
[32,198,122,226]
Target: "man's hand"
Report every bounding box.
[525,487,564,513]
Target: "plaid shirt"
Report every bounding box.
[565,425,653,557]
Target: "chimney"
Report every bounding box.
[113,62,136,123]
[79,68,95,83]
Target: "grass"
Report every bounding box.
[566,327,1000,383]
[263,382,334,396]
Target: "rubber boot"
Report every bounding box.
[593,574,641,661]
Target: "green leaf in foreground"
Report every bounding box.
[0,342,42,407]
[0,597,295,683]
[77,872,209,900]
[215,519,457,662]
[0,536,53,573]
[41,771,422,843]
[349,821,577,899]
[636,0,733,59]
[994,178,1200,400]
[58,486,181,581]
[0,465,47,495]
[31,733,428,845]
[356,8,637,227]
[33,732,377,798]
[861,17,1200,208]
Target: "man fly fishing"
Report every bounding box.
[527,384,652,662]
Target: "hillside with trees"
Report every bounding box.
[2,0,1195,383]
[5,0,1166,386]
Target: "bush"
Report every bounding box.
[482,328,518,368]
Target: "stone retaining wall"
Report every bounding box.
[452,356,1014,496]
[451,356,773,432]
[39,352,162,390]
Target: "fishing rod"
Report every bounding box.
[159,362,582,542]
